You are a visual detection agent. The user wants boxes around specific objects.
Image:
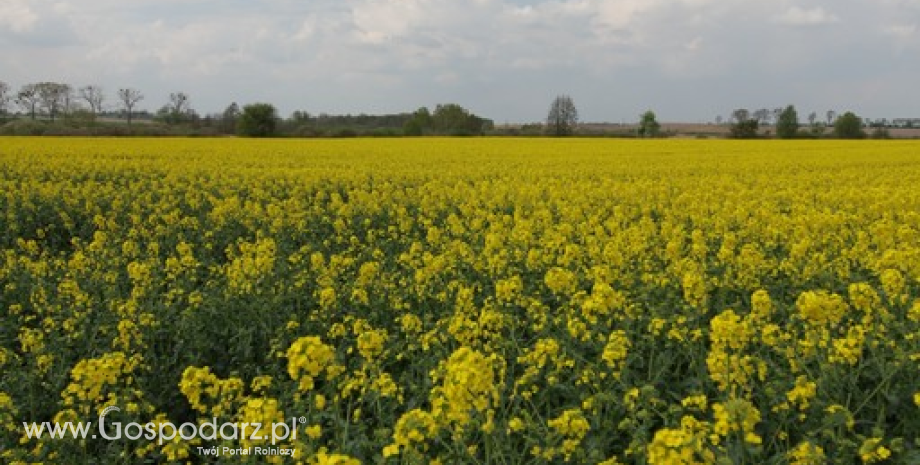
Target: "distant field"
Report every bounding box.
[1,138,918,463]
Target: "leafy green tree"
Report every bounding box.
[428,104,489,135]
[403,107,433,136]
[833,111,865,139]
[546,95,578,136]
[236,103,279,137]
[728,108,759,139]
[433,104,466,133]
[637,110,661,138]
[432,104,482,135]
[403,119,422,136]
[776,105,799,139]
[220,102,241,134]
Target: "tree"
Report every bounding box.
[431,104,488,135]
[826,110,836,126]
[833,111,865,139]
[546,95,578,136]
[808,112,817,126]
[161,92,194,124]
[236,102,279,137]
[776,105,799,139]
[753,108,771,125]
[0,80,10,119]
[403,107,433,136]
[732,108,750,122]
[79,85,105,117]
[220,102,241,134]
[16,84,40,120]
[169,92,190,114]
[117,88,144,125]
[291,110,311,123]
[285,110,316,135]
[637,110,661,138]
[61,89,77,118]
[729,108,759,138]
[433,104,468,134]
[35,82,71,121]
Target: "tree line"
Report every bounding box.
[0,80,494,137]
[542,96,892,139]
[0,80,896,139]
[724,106,883,139]
[0,81,146,124]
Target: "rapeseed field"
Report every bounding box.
[1,137,918,463]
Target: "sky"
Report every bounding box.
[1,0,918,123]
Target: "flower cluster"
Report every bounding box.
[286,336,344,392]
[429,347,500,435]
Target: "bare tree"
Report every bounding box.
[161,92,194,125]
[16,84,41,120]
[35,82,72,121]
[79,85,105,117]
[753,108,771,125]
[546,94,578,136]
[169,92,190,114]
[117,88,144,125]
[62,90,78,118]
[826,110,836,126]
[731,108,750,123]
[0,80,10,117]
[808,111,817,126]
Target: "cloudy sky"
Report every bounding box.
[1,0,918,123]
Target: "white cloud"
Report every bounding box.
[885,23,917,40]
[351,0,427,45]
[775,6,840,26]
[883,23,918,53]
[593,0,656,30]
[0,1,39,33]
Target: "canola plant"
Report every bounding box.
[1,137,918,463]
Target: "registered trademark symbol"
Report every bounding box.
[298,417,307,424]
